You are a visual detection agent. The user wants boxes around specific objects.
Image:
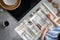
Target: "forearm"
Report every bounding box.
[41,26,48,40]
[41,30,47,40]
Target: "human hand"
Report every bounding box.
[46,12,53,20]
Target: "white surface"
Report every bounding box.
[3,0,17,5]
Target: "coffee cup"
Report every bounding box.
[0,0,21,10]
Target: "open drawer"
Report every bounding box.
[15,0,60,40]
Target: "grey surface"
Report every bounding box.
[0,8,23,40]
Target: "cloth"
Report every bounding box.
[45,26,60,40]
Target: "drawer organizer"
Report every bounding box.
[15,0,60,40]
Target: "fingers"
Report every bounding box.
[46,12,53,20]
[46,13,51,18]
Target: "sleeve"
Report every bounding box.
[54,26,60,31]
